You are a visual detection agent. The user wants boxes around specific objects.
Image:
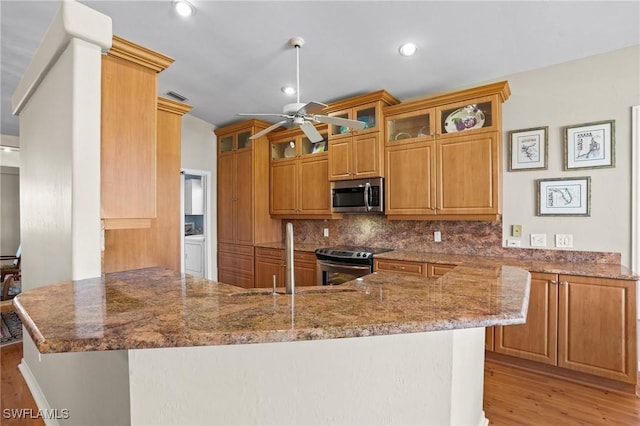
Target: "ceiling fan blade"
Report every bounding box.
[313,115,366,130]
[297,101,327,116]
[299,121,324,143]
[250,120,288,139]
[237,113,290,118]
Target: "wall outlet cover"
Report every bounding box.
[530,233,547,247]
[323,228,329,237]
[506,239,521,247]
[512,225,522,237]
[434,231,442,242]
[555,234,573,248]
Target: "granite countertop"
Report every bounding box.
[374,250,639,280]
[13,265,529,354]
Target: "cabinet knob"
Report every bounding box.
[549,280,558,285]
[560,281,568,286]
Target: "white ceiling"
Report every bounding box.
[1,1,639,137]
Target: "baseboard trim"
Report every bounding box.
[18,359,60,426]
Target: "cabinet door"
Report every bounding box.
[217,154,235,245]
[235,149,254,245]
[558,275,637,383]
[271,160,298,215]
[328,139,353,180]
[294,259,317,286]
[427,263,456,278]
[436,132,499,215]
[184,241,204,277]
[386,142,435,215]
[353,133,382,178]
[494,272,558,365]
[255,256,284,288]
[101,55,157,219]
[299,156,330,214]
[436,95,500,137]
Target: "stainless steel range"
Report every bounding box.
[315,246,393,286]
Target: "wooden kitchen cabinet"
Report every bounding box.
[427,263,457,278]
[324,91,399,181]
[269,127,334,218]
[495,273,637,385]
[254,248,317,288]
[101,36,173,225]
[216,120,282,287]
[384,81,509,221]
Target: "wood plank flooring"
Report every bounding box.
[2,341,639,425]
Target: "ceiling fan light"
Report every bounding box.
[399,42,418,57]
[281,86,296,95]
[174,0,194,17]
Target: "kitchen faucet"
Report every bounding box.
[285,222,295,294]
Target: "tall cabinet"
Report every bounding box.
[215,120,281,287]
[383,81,510,221]
[102,36,190,273]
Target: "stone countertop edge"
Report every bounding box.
[13,265,530,354]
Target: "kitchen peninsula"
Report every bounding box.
[14,264,530,425]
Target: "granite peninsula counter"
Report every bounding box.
[13,265,530,425]
[14,265,530,354]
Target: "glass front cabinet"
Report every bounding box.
[383,81,510,220]
[269,125,333,217]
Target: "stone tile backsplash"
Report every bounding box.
[285,216,620,264]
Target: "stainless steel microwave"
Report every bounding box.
[331,177,384,213]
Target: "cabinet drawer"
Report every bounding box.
[219,252,254,274]
[255,247,285,260]
[218,243,254,256]
[427,263,457,278]
[294,251,317,263]
[218,269,253,289]
[374,259,426,276]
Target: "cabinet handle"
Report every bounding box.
[393,265,405,270]
[549,280,558,285]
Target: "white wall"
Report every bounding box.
[501,45,640,266]
[181,114,217,279]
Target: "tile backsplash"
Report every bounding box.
[286,216,620,264]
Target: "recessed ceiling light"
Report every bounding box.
[281,86,296,95]
[398,43,418,57]
[174,0,194,17]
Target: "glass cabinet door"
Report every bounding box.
[219,135,234,153]
[328,111,351,137]
[355,106,377,131]
[301,131,328,156]
[237,131,252,149]
[271,139,297,160]
[386,110,434,145]
[437,96,497,136]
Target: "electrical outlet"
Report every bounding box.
[506,239,521,247]
[555,234,573,248]
[434,231,441,242]
[511,225,522,237]
[323,228,329,237]
[530,234,547,247]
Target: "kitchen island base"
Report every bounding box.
[128,327,487,425]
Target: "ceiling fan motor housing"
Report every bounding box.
[283,102,306,115]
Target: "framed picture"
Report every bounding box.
[536,177,591,216]
[508,126,548,171]
[564,120,615,170]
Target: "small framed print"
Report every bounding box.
[508,126,548,171]
[536,177,591,216]
[564,120,615,170]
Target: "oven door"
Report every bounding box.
[316,259,372,286]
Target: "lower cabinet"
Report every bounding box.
[373,259,427,276]
[218,243,254,288]
[254,248,317,288]
[495,273,638,385]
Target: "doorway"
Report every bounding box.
[181,169,212,279]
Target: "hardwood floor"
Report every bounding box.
[484,359,640,425]
[2,341,638,425]
[1,343,44,426]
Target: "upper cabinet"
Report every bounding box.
[383,81,510,221]
[101,36,174,228]
[324,91,400,181]
[269,125,336,218]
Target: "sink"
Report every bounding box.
[228,287,358,297]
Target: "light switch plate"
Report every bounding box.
[530,234,547,247]
[555,234,573,248]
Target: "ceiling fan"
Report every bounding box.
[237,37,365,143]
